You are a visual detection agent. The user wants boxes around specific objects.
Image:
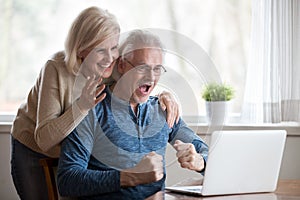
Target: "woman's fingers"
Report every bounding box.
[78,76,106,112]
[158,91,181,128]
[95,93,106,105]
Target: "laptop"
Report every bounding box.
[165,130,287,196]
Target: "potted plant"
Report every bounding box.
[201,82,235,125]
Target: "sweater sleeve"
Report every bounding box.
[57,117,121,197]
[34,61,88,152]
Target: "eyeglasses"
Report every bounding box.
[123,58,167,76]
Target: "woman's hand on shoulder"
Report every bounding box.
[158,91,180,128]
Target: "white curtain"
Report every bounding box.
[241,0,300,123]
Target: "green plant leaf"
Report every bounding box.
[201,82,235,101]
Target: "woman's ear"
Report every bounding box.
[78,49,90,59]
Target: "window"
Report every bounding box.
[241,0,300,123]
[0,0,251,120]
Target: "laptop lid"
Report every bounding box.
[165,130,286,196]
[201,130,286,196]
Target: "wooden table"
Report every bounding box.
[146,179,300,200]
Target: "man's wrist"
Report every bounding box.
[120,170,140,187]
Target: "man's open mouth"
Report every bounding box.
[138,83,153,94]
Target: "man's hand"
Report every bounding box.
[120,152,164,187]
[158,91,180,128]
[145,191,164,200]
[173,140,205,172]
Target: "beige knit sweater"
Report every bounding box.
[11,52,88,158]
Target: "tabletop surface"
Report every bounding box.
[146,179,300,200]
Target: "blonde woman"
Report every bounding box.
[10,7,179,200]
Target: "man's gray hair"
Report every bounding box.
[119,29,165,59]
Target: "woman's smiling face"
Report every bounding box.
[81,33,119,79]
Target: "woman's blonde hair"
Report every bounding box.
[64,6,120,75]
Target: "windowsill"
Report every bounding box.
[183,115,300,136]
[188,121,300,128]
[187,123,300,136]
[1,114,300,135]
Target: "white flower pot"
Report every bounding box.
[205,101,230,125]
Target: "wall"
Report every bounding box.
[0,124,18,200]
[1,124,300,199]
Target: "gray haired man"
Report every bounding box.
[57,30,209,199]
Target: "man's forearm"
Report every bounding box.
[120,170,163,187]
[58,167,121,196]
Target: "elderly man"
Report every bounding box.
[57,30,208,199]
